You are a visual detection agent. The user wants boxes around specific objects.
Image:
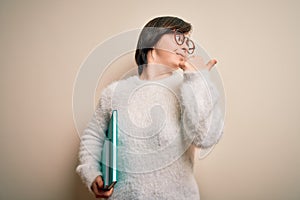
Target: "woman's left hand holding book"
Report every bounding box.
[90,175,114,199]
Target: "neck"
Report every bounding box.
[139,63,177,80]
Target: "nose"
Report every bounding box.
[181,46,189,57]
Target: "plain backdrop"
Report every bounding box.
[0,0,299,200]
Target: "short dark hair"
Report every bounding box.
[135,16,192,75]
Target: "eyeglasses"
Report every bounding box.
[173,30,195,54]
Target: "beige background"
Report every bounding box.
[1,0,299,200]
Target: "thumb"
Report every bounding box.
[179,60,197,71]
[96,176,104,189]
[206,59,217,71]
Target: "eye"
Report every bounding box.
[184,39,195,54]
[175,34,184,45]
[186,39,194,48]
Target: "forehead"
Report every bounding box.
[163,31,191,38]
[156,31,192,44]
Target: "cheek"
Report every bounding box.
[156,50,176,60]
[161,51,184,67]
[156,36,178,53]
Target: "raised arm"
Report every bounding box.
[179,69,224,149]
[179,56,224,150]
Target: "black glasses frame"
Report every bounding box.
[173,30,195,54]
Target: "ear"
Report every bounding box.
[147,48,156,63]
[150,48,155,60]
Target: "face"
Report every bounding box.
[150,32,193,69]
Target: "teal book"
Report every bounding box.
[101,110,118,190]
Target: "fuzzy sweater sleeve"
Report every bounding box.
[179,69,224,149]
[75,85,113,193]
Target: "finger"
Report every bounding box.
[180,60,197,71]
[97,187,114,198]
[206,59,217,70]
[179,64,188,71]
[91,181,101,196]
[102,187,114,196]
[96,176,104,189]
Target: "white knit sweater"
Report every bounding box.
[76,69,224,199]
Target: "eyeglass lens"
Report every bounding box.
[174,32,195,54]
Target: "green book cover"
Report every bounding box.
[101,110,118,190]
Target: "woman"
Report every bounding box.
[76,16,224,199]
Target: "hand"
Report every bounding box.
[179,55,217,72]
[91,176,114,199]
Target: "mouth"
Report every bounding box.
[175,52,185,58]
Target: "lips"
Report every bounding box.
[175,52,186,61]
[176,52,185,58]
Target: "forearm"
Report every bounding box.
[180,69,223,148]
[76,120,105,192]
[76,86,113,192]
